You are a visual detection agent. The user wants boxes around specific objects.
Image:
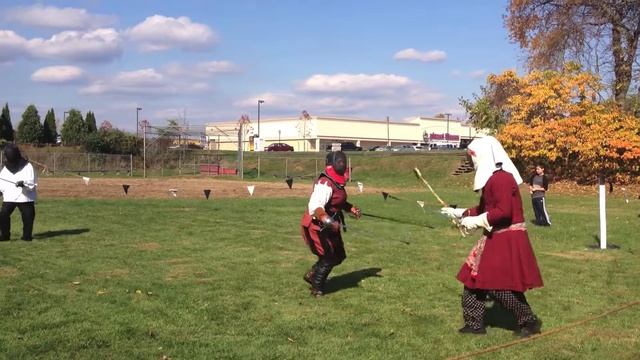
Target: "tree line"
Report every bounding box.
[0,103,140,155]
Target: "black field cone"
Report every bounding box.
[382,191,389,201]
[285,177,293,189]
[122,184,130,195]
[204,189,211,199]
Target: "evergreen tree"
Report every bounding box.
[85,111,97,133]
[60,109,86,146]
[16,104,43,144]
[0,103,14,141]
[42,108,58,144]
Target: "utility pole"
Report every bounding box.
[386,116,390,146]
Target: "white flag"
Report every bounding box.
[169,188,178,197]
[82,176,90,186]
[416,200,425,208]
[357,181,364,193]
[247,185,255,196]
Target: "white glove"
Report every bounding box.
[440,207,466,219]
[460,212,493,232]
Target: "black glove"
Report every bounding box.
[15,181,25,188]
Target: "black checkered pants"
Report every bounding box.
[462,287,536,329]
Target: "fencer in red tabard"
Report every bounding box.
[301,151,361,297]
[441,136,543,337]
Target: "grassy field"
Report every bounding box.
[1,156,639,359]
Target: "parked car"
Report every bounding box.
[265,143,294,152]
[339,142,363,151]
[391,144,417,152]
[325,142,362,151]
[369,145,392,151]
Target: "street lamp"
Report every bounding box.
[136,107,142,137]
[257,100,264,138]
[444,113,451,135]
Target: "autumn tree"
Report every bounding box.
[485,65,640,184]
[505,0,640,103]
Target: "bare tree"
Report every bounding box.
[506,0,640,103]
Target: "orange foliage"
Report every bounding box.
[494,66,640,184]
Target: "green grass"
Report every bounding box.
[0,186,639,359]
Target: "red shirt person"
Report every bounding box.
[441,136,543,337]
[301,151,361,297]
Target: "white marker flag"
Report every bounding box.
[169,188,178,197]
[357,181,364,193]
[416,200,425,208]
[82,176,90,186]
[247,185,255,196]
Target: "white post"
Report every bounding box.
[599,176,607,249]
[130,154,133,176]
[257,156,261,179]
[143,123,147,178]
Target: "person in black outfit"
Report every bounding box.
[528,164,551,226]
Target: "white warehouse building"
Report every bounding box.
[205,115,486,152]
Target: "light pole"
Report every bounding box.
[257,100,264,138]
[136,107,142,137]
[444,113,451,135]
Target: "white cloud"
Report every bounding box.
[394,48,447,62]
[27,28,122,62]
[0,28,122,63]
[298,73,411,93]
[31,65,85,83]
[80,67,211,95]
[233,93,299,108]
[4,4,116,30]
[0,30,28,62]
[126,15,217,52]
[236,72,444,115]
[165,60,238,78]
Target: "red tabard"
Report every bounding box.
[300,174,349,263]
[457,170,544,292]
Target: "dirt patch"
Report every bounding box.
[37,177,400,200]
[544,251,616,261]
[137,242,160,251]
[0,266,18,277]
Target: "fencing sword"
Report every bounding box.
[0,177,17,185]
[413,167,467,237]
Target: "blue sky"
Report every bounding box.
[0,0,521,131]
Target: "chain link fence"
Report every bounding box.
[13,147,367,179]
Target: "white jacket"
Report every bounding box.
[0,163,37,202]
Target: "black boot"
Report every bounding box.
[458,325,486,335]
[518,317,542,338]
[303,261,319,285]
[310,260,333,297]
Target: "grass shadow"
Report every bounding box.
[33,228,90,240]
[588,235,620,249]
[484,300,519,332]
[325,267,382,294]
